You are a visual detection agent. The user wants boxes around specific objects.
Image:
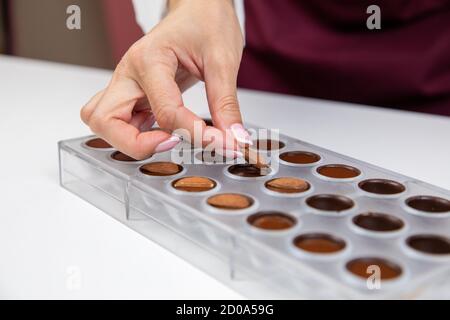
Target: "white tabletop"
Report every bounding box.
[0,55,449,299]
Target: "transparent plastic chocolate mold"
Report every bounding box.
[59,125,450,299]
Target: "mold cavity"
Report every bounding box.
[406,196,450,213]
[406,234,450,255]
[279,151,321,165]
[139,162,183,176]
[228,164,271,177]
[265,177,310,194]
[306,194,354,212]
[207,193,254,210]
[352,212,404,232]
[247,211,297,230]
[346,257,402,280]
[172,176,216,192]
[293,233,346,254]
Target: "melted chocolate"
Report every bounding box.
[139,162,183,176]
[279,151,321,165]
[359,179,405,195]
[306,194,354,211]
[265,177,310,194]
[406,234,450,255]
[247,212,296,230]
[293,233,346,253]
[317,164,361,179]
[228,164,271,177]
[346,257,402,280]
[352,212,404,232]
[207,193,254,210]
[111,151,140,162]
[406,196,450,213]
[85,137,112,149]
[172,176,216,192]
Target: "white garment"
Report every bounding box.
[132,0,245,36]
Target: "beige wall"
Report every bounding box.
[11,0,114,69]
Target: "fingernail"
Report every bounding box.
[155,135,181,153]
[230,123,253,145]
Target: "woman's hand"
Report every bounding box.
[80,0,249,160]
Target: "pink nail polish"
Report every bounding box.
[230,123,253,145]
[155,135,181,153]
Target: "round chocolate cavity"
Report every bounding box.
[228,164,271,177]
[172,176,216,192]
[406,234,450,255]
[359,179,405,195]
[306,194,354,212]
[352,212,404,232]
[316,164,361,179]
[405,196,450,213]
[346,257,402,280]
[85,137,112,149]
[254,139,285,151]
[293,233,346,254]
[207,193,254,210]
[265,177,310,194]
[247,211,296,230]
[139,162,183,176]
[111,151,140,162]
[279,151,321,165]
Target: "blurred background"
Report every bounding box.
[0,0,142,69]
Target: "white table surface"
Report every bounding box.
[0,55,449,299]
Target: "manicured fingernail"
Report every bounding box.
[155,135,181,153]
[230,123,253,145]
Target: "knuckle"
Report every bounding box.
[216,95,240,115]
[154,106,176,129]
[88,112,106,133]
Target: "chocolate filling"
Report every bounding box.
[317,164,361,179]
[406,196,450,213]
[306,194,354,211]
[265,177,310,194]
[139,162,183,176]
[293,233,346,253]
[279,151,321,165]
[228,164,271,177]
[207,193,254,210]
[254,139,285,151]
[172,176,216,192]
[111,151,140,162]
[406,234,450,255]
[346,257,402,280]
[352,212,404,232]
[247,211,296,230]
[359,179,405,195]
[85,137,112,149]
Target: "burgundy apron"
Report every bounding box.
[238,0,450,116]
